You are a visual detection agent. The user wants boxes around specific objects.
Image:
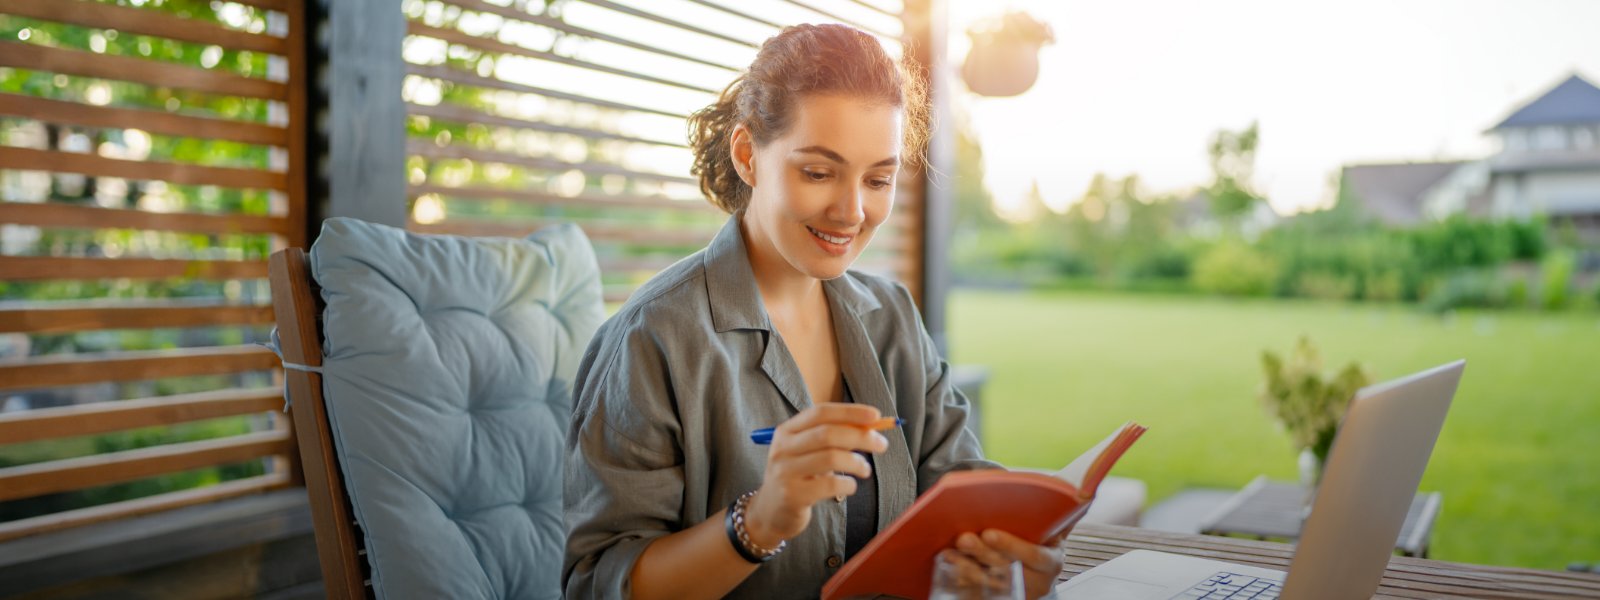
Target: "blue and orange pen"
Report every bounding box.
[750,417,904,445]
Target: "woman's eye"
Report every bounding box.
[868,178,892,189]
[804,170,830,182]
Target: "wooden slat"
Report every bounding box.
[406,63,689,119]
[438,0,742,72]
[685,0,782,29]
[0,472,291,543]
[407,22,719,94]
[230,0,291,12]
[0,387,281,444]
[407,139,697,185]
[0,300,272,333]
[0,93,289,147]
[0,256,269,282]
[0,345,279,392]
[0,430,293,502]
[0,202,287,236]
[599,256,682,273]
[844,0,901,19]
[406,101,685,148]
[576,0,760,48]
[602,289,633,304]
[409,183,714,213]
[0,147,287,190]
[410,218,716,247]
[0,41,288,100]
[280,0,310,250]
[3,0,290,55]
[775,0,898,38]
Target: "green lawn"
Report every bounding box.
[949,288,1600,570]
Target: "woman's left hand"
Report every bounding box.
[950,529,1067,600]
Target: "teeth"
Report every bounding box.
[808,227,850,245]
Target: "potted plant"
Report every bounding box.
[1258,337,1372,510]
[960,10,1055,97]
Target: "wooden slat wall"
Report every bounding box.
[400,0,916,304]
[0,0,306,540]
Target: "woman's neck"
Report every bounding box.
[739,213,825,321]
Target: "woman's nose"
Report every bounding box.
[830,185,866,226]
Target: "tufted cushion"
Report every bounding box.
[309,217,604,599]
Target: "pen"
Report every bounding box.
[750,417,904,445]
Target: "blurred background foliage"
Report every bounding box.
[0,0,279,522]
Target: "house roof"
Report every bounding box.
[1491,74,1600,130]
[1340,161,1466,226]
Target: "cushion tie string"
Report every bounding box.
[257,327,323,412]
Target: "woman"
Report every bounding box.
[564,23,1065,599]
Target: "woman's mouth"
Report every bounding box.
[807,226,853,256]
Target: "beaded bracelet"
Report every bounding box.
[724,490,786,563]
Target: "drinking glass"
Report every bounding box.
[929,549,1025,600]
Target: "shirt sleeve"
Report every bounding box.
[562,317,685,600]
[900,288,1003,494]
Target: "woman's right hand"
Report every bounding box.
[742,403,890,547]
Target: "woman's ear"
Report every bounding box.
[730,123,756,187]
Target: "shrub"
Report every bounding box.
[1539,250,1576,310]
[1506,276,1530,310]
[1295,272,1357,301]
[1193,241,1279,297]
[1362,270,1405,302]
[1422,270,1507,314]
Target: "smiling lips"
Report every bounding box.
[807,225,854,256]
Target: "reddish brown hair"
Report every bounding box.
[687,23,929,213]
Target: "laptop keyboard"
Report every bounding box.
[1170,571,1282,599]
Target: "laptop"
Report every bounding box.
[1054,360,1465,600]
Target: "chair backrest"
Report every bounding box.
[269,246,369,599]
[268,218,604,599]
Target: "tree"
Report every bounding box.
[1206,121,1264,230]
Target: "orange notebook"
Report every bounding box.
[821,421,1147,600]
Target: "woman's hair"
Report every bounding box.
[687,23,930,213]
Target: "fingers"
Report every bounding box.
[774,423,888,458]
[774,404,881,437]
[955,532,1011,568]
[770,473,858,506]
[771,448,872,481]
[982,529,1062,574]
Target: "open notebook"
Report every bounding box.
[821,421,1147,600]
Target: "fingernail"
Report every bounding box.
[983,530,1000,544]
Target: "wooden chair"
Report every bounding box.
[268,248,370,599]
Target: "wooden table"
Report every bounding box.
[1200,475,1442,558]
[1060,524,1600,599]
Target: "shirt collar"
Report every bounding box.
[703,212,883,333]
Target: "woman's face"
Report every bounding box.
[735,94,903,281]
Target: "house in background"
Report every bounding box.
[1482,74,1600,231]
[1339,160,1487,227]
[1339,73,1600,237]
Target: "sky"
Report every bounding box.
[946,0,1600,216]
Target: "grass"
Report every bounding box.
[948,288,1600,570]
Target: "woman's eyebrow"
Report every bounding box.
[793,145,899,168]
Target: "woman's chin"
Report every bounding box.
[794,255,855,281]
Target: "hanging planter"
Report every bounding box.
[961,11,1055,97]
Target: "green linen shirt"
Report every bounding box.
[563,214,997,599]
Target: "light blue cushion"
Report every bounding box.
[309,217,603,599]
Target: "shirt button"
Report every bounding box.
[826,555,843,568]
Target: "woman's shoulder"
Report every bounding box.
[598,251,715,336]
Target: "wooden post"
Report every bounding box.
[903,0,954,354]
[307,0,408,237]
